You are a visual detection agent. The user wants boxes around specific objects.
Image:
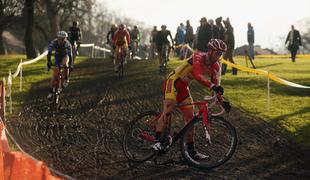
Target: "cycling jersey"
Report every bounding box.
[156,30,172,47]
[113,29,131,47]
[107,27,117,43]
[131,28,140,41]
[48,39,73,66]
[68,26,82,44]
[163,51,220,104]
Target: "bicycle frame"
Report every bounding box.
[142,94,225,148]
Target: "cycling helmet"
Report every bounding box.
[112,24,117,28]
[57,31,68,38]
[119,24,126,30]
[72,21,78,26]
[208,39,227,52]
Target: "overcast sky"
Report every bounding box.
[100,0,310,50]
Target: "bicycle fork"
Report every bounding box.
[201,105,212,145]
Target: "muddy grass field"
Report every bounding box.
[5,58,310,179]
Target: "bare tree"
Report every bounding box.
[24,0,36,58]
[42,0,95,39]
[0,0,23,54]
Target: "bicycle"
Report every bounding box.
[48,64,66,110]
[122,94,237,170]
[116,46,126,78]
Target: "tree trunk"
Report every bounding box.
[0,27,5,55]
[24,0,36,59]
[45,0,59,39]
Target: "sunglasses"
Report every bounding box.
[213,50,223,56]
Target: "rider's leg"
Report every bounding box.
[154,77,177,148]
[50,68,58,91]
[180,97,208,160]
[124,46,128,64]
[114,46,120,72]
[61,56,69,81]
[180,105,195,149]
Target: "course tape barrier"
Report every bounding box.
[183,46,309,89]
[12,51,48,78]
[12,43,110,79]
[221,59,310,89]
[0,121,66,180]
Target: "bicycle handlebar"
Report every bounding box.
[203,94,226,116]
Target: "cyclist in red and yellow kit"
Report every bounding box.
[112,24,131,73]
[153,39,231,160]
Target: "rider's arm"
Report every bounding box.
[78,28,82,43]
[210,62,221,86]
[65,41,73,65]
[137,30,141,41]
[47,39,57,57]
[112,30,119,45]
[106,31,111,42]
[192,52,214,88]
[168,31,174,46]
[125,30,131,45]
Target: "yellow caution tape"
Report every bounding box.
[221,59,310,89]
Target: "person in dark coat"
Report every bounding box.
[247,22,255,60]
[215,17,225,41]
[195,17,212,52]
[222,18,237,75]
[285,25,302,62]
[184,20,194,47]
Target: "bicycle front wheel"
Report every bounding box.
[122,111,159,162]
[180,116,237,169]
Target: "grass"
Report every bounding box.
[222,55,310,145]
[1,55,88,104]
[0,55,89,150]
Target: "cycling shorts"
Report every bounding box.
[162,72,193,109]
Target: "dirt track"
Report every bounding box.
[6,58,310,180]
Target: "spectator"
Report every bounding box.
[215,17,225,41]
[175,23,186,45]
[285,25,302,62]
[175,23,186,56]
[184,20,194,47]
[195,17,212,52]
[247,22,255,60]
[222,18,237,75]
[149,26,158,60]
[208,19,218,39]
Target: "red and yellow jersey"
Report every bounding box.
[112,29,131,47]
[170,51,221,88]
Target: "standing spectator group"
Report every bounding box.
[193,16,237,75]
[149,16,239,75]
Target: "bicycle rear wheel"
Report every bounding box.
[180,116,237,169]
[118,61,124,78]
[122,111,159,162]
